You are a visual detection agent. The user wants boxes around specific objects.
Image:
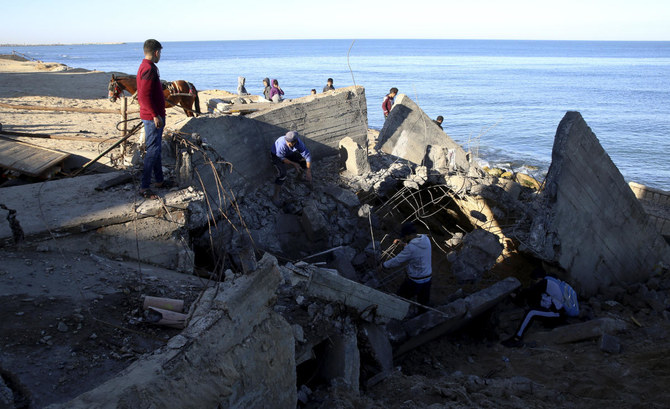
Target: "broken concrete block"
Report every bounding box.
[393,277,521,356]
[0,172,203,246]
[328,246,359,281]
[323,185,360,208]
[526,111,670,296]
[358,323,394,374]
[449,229,503,283]
[423,145,450,170]
[339,136,370,176]
[49,253,296,409]
[319,325,360,392]
[301,201,329,242]
[600,333,622,354]
[48,210,194,273]
[526,317,628,345]
[376,94,471,172]
[284,264,410,323]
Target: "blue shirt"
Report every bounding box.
[271,136,311,163]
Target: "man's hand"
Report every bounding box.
[393,238,406,248]
[305,168,312,183]
[153,116,164,129]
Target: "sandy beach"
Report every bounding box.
[0,55,225,173]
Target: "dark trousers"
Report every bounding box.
[397,277,431,307]
[141,118,165,189]
[271,152,306,185]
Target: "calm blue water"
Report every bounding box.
[2,40,669,190]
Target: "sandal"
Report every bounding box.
[139,189,159,199]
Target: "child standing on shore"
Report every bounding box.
[137,39,168,199]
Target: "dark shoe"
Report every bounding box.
[139,189,159,200]
[501,335,524,348]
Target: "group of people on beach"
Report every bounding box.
[135,40,579,345]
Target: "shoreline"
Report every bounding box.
[0,42,125,47]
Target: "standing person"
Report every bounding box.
[137,39,170,199]
[501,270,580,348]
[323,78,335,92]
[382,222,432,308]
[270,131,312,205]
[262,77,272,101]
[270,79,284,103]
[382,87,398,119]
[434,115,444,130]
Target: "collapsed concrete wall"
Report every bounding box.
[629,181,670,239]
[48,253,296,409]
[376,94,471,172]
[177,86,368,190]
[528,112,670,296]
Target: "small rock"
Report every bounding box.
[600,333,621,354]
[292,324,305,343]
[57,322,69,332]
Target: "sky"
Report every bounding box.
[2,0,670,44]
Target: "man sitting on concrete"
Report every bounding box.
[382,222,432,310]
[502,268,580,348]
[270,131,312,206]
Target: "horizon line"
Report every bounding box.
[3,38,670,47]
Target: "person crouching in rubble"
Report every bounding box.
[501,267,580,348]
[270,130,312,206]
[382,222,432,311]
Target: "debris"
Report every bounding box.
[448,229,503,283]
[142,296,184,312]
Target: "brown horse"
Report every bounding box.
[108,74,201,117]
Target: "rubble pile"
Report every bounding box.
[2,80,670,409]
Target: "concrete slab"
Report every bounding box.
[285,264,410,323]
[376,94,471,172]
[48,211,194,273]
[526,317,628,345]
[526,112,670,296]
[0,172,203,246]
[393,277,521,356]
[177,86,368,192]
[319,325,360,392]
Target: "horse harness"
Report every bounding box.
[163,80,197,98]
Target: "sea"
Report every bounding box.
[2,39,669,190]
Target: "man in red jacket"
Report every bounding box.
[382,87,398,119]
[137,39,169,199]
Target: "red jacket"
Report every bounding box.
[382,94,394,117]
[137,59,166,120]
